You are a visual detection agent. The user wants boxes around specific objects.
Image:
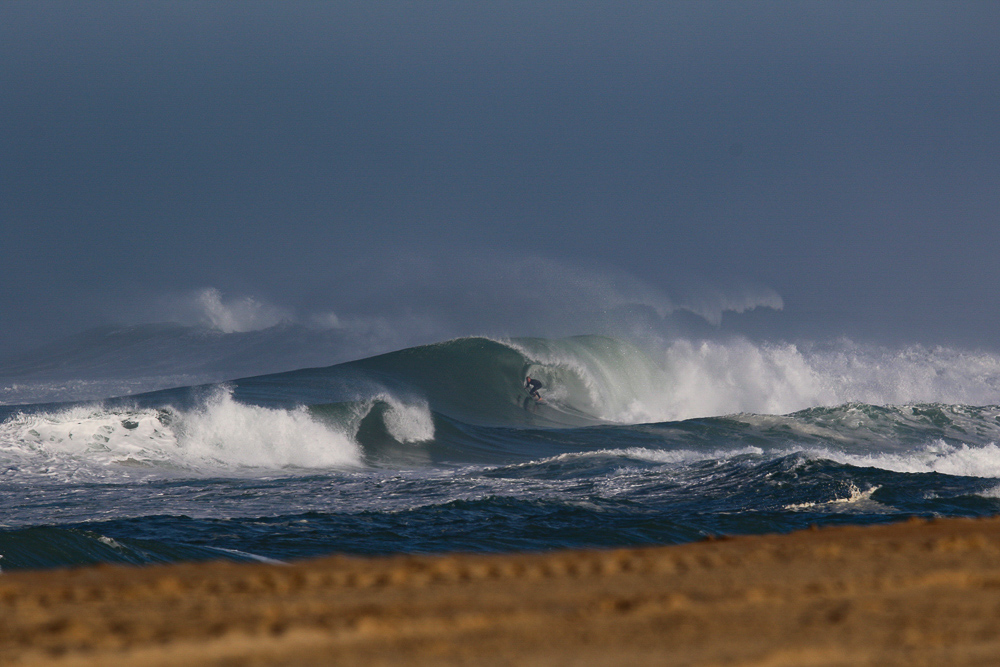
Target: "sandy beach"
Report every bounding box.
[3,517,1000,666]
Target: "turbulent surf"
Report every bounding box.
[4,334,1000,570]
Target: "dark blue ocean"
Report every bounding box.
[4,333,1000,571]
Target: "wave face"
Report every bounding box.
[5,335,1000,570]
[339,336,665,427]
[244,335,1000,426]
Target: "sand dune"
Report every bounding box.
[4,517,1000,665]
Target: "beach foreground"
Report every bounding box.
[4,517,1000,666]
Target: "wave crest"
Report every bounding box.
[0,388,363,478]
[322,335,1000,426]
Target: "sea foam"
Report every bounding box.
[0,387,363,479]
[510,336,1000,424]
[796,441,1000,479]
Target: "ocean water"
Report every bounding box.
[4,333,1000,571]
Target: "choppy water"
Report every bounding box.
[4,334,1000,571]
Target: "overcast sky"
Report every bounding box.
[2,1,999,356]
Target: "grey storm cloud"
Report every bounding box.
[2,1,999,354]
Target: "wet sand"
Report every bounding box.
[4,517,1000,666]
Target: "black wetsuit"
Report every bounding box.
[525,378,543,400]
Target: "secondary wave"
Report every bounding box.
[0,387,364,479]
[0,383,448,481]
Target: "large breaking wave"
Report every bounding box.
[4,335,1000,481]
[307,335,1000,425]
[6,335,1000,570]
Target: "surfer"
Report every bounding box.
[525,376,543,402]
